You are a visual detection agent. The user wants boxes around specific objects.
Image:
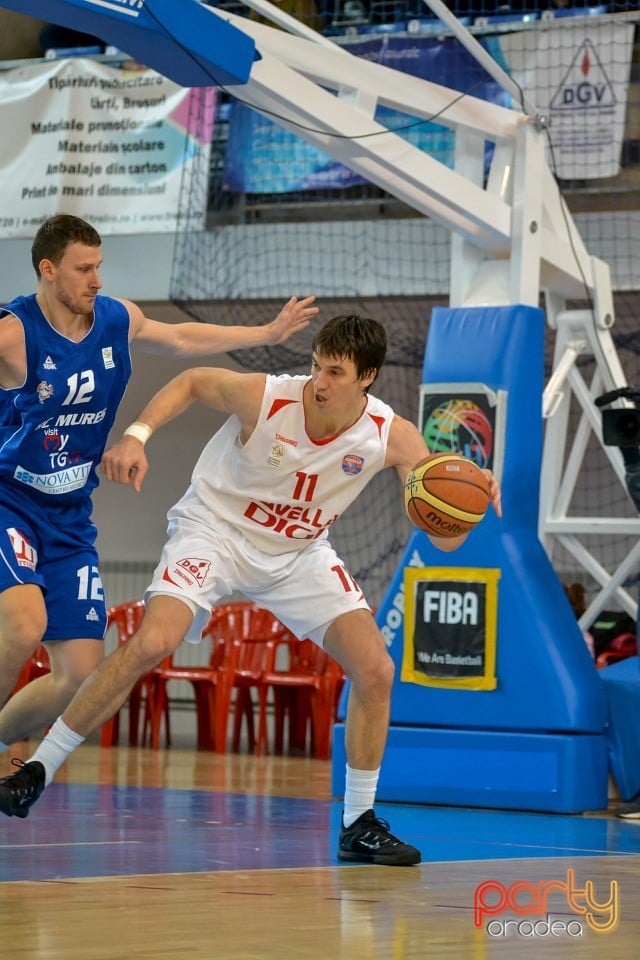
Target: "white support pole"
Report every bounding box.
[450,128,487,307]
[225,0,340,49]
[558,534,640,623]
[420,0,540,119]
[509,120,544,305]
[542,343,583,420]
[553,375,598,517]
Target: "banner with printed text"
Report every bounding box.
[0,57,215,238]
[224,34,508,194]
[498,19,634,180]
[224,18,632,193]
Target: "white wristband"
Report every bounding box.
[123,421,153,445]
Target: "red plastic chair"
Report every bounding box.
[8,644,52,743]
[99,600,151,748]
[256,637,346,760]
[144,637,233,751]
[596,632,637,669]
[145,602,283,752]
[227,607,291,752]
[11,644,51,695]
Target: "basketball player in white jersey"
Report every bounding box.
[0,314,501,863]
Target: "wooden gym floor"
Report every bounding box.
[1,739,640,960]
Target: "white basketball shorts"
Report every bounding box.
[145,514,371,646]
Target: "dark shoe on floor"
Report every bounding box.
[338,809,421,865]
[0,759,45,818]
[616,800,640,819]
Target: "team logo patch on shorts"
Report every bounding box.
[175,557,211,587]
[7,528,37,570]
[342,454,364,475]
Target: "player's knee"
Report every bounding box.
[355,648,394,700]
[48,670,87,701]
[51,647,103,692]
[0,605,46,658]
[130,621,179,671]
[377,649,395,694]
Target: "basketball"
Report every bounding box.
[404,453,490,538]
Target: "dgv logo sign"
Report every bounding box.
[550,39,616,111]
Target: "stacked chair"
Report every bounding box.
[98,598,346,758]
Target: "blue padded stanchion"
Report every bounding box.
[599,656,640,801]
[332,305,609,813]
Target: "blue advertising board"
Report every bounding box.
[224,34,509,194]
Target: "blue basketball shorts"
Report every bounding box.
[0,498,107,643]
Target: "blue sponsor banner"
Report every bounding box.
[224,35,509,195]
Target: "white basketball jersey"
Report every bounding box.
[172,374,395,556]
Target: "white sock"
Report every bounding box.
[30,717,86,786]
[342,764,380,827]
[0,740,9,754]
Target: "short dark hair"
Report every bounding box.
[312,314,387,390]
[31,215,101,277]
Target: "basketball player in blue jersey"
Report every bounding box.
[0,313,501,864]
[0,214,317,757]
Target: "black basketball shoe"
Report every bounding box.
[0,759,46,818]
[338,809,421,865]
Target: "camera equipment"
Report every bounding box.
[595,387,640,447]
[596,387,640,512]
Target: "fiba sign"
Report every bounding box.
[413,578,486,678]
[402,566,501,692]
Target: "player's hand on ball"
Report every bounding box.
[481,468,502,518]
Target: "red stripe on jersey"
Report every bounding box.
[368,413,387,439]
[267,397,299,420]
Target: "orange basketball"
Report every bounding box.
[404,453,490,539]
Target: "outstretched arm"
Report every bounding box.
[123,296,318,356]
[100,367,266,492]
[385,414,501,552]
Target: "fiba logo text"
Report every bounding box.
[474,868,618,937]
[423,589,478,625]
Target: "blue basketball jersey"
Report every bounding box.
[0,294,132,509]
